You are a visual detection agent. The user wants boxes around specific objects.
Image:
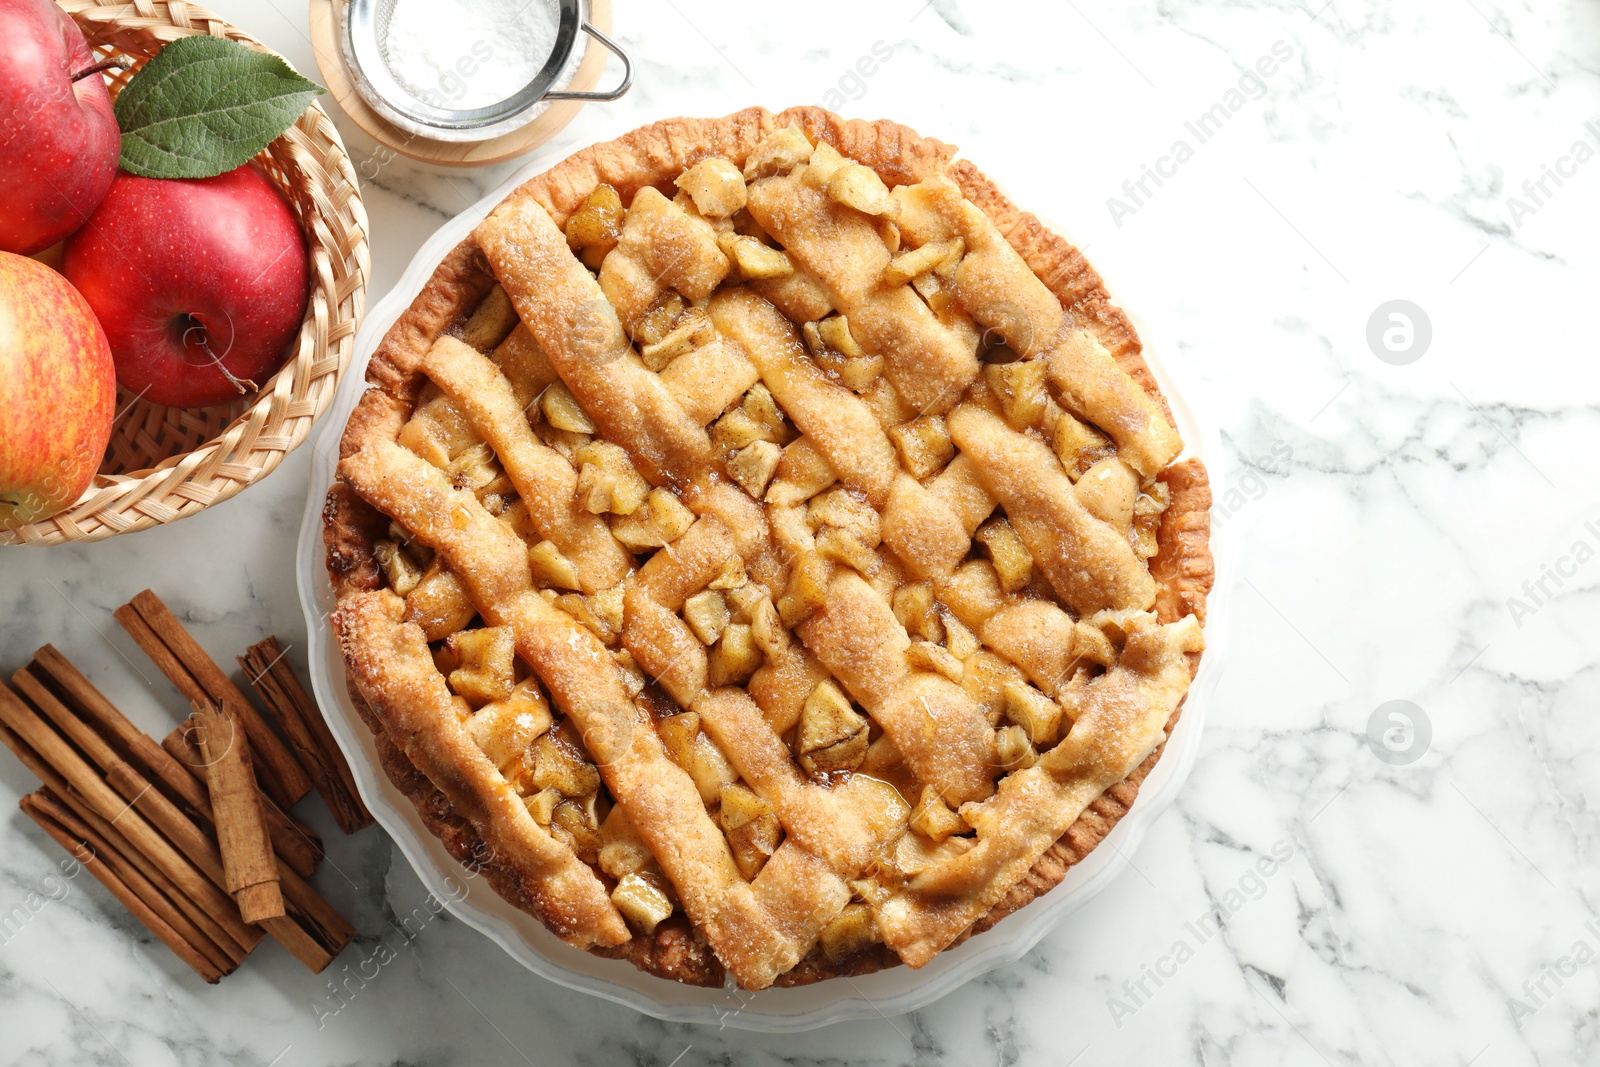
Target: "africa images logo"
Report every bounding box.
[1504,120,1600,228]
[1504,512,1600,628]
[1107,40,1296,228]
[1106,839,1296,1027]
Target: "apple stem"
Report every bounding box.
[194,335,256,396]
[71,57,129,82]
[218,365,259,396]
[178,315,257,398]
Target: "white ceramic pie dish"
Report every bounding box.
[294,121,1234,1031]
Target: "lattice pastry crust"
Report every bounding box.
[325,107,1214,989]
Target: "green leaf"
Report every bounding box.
[115,36,325,179]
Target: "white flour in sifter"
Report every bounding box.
[382,0,559,109]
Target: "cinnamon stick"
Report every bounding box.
[114,591,312,806]
[26,647,322,878]
[23,760,345,973]
[53,777,253,966]
[0,682,351,973]
[159,717,323,878]
[22,789,237,982]
[191,698,284,924]
[262,862,357,973]
[239,637,373,834]
[20,792,228,984]
[0,685,263,957]
[0,721,252,964]
[13,669,245,899]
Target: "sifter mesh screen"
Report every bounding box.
[373,0,562,111]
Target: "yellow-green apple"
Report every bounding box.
[0,0,120,255]
[0,251,115,530]
[62,164,309,407]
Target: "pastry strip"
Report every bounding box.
[334,590,628,948]
[475,197,714,489]
[711,289,898,508]
[657,338,760,426]
[340,439,807,988]
[947,402,1156,614]
[478,197,788,593]
[899,174,1065,358]
[626,537,912,981]
[877,614,1202,966]
[798,571,995,805]
[598,187,730,326]
[422,335,631,593]
[621,518,723,707]
[745,171,978,415]
[1046,331,1182,479]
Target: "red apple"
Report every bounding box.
[62,165,309,408]
[0,0,120,255]
[0,251,115,530]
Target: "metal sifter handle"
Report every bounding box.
[543,23,632,101]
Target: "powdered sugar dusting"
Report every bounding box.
[383,0,559,110]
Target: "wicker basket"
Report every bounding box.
[2,1,370,546]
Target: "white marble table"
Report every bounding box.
[3,0,1597,1063]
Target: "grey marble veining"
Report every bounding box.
[3,0,1598,1063]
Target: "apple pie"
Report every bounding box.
[324,107,1213,990]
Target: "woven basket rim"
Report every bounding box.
[1,0,369,547]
